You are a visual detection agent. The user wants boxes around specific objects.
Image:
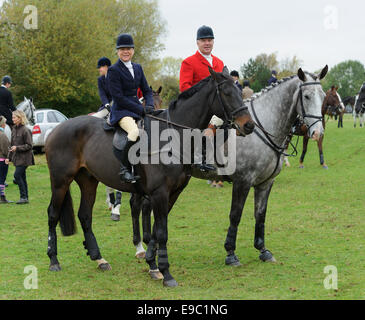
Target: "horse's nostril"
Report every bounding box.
[244,122,255,131]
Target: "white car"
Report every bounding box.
[27,109,68,153]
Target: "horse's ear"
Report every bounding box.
[336,86,339,91]
[297,68,306,82]
[318,65,328,80]
[209,66,218,81]
[222,66,230,76]
[157,86,162,94]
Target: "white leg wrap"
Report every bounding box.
[112,204,121,215]
[97,258,108,266]
[136,242,146,255]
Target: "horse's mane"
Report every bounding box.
[168,76,212,111]
[242,72,317,105]
[178,76,211,100]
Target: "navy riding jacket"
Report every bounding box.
[268,76,278,86]
[97,75,113,111]
[0,86,15,125]
[107,60,153,126]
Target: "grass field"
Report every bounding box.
[0,114,364,300]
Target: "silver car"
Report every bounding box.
[27,109,68,153]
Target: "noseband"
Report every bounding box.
[297,82,323,131]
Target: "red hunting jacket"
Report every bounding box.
[179,51,224,92]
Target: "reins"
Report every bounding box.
[146,78,249,133]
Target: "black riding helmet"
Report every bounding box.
[1,75,12,85]
[197,25,214,40]
[97,57,111,69]
[116,33,134,49]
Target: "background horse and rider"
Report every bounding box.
[343,83,365,128]
[4,97,35,140]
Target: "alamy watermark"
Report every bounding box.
[323,265,338,290]
[127,125,237,175]
[323,5,339,30]
[24,265,38,290]
[23,5,38,30]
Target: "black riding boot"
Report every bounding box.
[113,139,139,183]
[193,136,216,172]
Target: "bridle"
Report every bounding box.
[297,82,323,132]
[249,82,325,158]
[147,78,250,135]
[210,79,249,136]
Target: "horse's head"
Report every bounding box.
[355,83,365,114]
[325,86,342,110]
[208,66,255,136]
[296,65,328,141]
[16,97,36,125]
[151,86,163,110]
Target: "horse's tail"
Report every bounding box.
[59,188,77,236]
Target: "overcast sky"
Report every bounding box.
[158,0,365,73]
[1,0,364,74]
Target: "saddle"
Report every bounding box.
[103,111,165,151]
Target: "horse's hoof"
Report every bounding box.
[98,263,112,271]
[49,264,61,272]
[149,269,164,280]
[323,165,328,169]
[299,165,304,169]
[225,254,242,267]
[259,250,276,263]
[163,279,178,287]
[136,251,146,259]
[110,214,120,221]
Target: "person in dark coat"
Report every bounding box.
[230,70,243,91]
[0,76,16,127]
[94,57,113,118]
[268,70,278,86]
[6,110,34,204]
[0,116,12,203]
[107,33,154,183]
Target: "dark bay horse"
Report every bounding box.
[130,66,329,270]
[45,67,255,287]
[322,86,345,128]
[294,85,343,169]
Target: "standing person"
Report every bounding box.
[0,116,12,203]
[107,33,154,183]
[268,70,278,86]
[0,76,16,128]
[93,56,122,221]
[6,110,34,204]
[179,25,224,187]
[230,70,243,91]
[242,80,254,100]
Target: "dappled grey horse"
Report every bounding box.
[209,67,328,265]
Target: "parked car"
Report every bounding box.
[27,109,68,153]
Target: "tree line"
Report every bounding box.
[1,0,364,116]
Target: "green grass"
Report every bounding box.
[0,114,364,300]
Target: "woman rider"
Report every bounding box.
[107,34,154,183]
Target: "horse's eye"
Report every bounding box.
[305,95,310,100]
